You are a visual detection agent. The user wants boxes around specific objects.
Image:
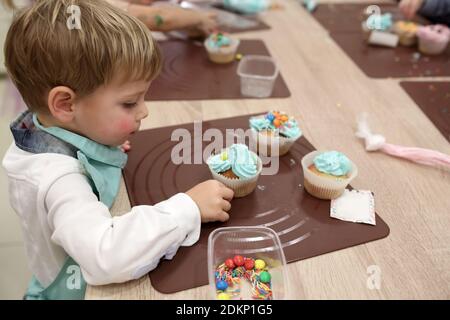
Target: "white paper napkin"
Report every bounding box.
[330,189,376,225]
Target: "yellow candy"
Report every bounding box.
[217,292,230,300]
[221,151,228,161]
[254,259,266,270]
[236,53,243,60]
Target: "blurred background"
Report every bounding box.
[0,0,32,300]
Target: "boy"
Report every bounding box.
[2,0,233,299]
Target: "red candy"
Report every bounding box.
[233,255,244,267]
[225,258,235,269]
[244,259,255,270]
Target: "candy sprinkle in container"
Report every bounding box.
[208,226,290,300]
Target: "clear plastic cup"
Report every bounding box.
[237,55,279,98]
[208,226,289,300]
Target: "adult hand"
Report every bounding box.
[399,0,424,20]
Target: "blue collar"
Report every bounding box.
[10,111,127,208]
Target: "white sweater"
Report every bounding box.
[2,143,201,287]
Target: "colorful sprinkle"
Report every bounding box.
[259,271,271,283]
[221,151,228,161]
[254,259,266,270]
[264,111,292,131]
[215,257,272,300]
[233,255,245,266]
[225,258,235,269]
[217,292,230,300]
[244,259,255,270]
[266,113,275,121]
[216,280,228,291]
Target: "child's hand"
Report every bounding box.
[194,11,218,35]
[399,0,424,19]
[173,10,218,36]
[186,180,234,223]
[120,140,131,153]
[183,11,217,37]
[129,5,217,35]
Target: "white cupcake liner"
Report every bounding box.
[207,150,262,198]
[204,38,240,64]
[301,151,358,200]
[418,37,449,55]
[250,129,299,157]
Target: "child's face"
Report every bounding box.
[73,77,151,147]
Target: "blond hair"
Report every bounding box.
[2,0,15,9]
[4,0,162,112]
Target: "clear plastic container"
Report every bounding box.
[208,226,289,300]
[237,55,279,98]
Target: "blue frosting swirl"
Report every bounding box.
[207,144,258,179]
[366,13,393,31]
[207,33,232,49]
[313,151,351,176]
[280,119,302,139]
[249,117,272,131]
[207,153,231,173]
[223,0,270,14]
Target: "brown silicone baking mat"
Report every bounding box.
[212,5,271,34]
[123,114,390,294]
[219,19,270,34]
[145,39,291,101]
[177,0,271,33]
[400,81,450,142]
[311,3,450,78]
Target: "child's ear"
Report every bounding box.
[47,86,77,123]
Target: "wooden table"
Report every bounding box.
[86,0,450,299]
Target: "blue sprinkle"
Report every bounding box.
[216,280,228,291]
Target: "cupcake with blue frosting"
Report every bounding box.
[204,32,240,64]
[207,144,262,197]
[301,151,358,199]
[249,111,302,157]
[223,0,271,14]
[361,12,393,40]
